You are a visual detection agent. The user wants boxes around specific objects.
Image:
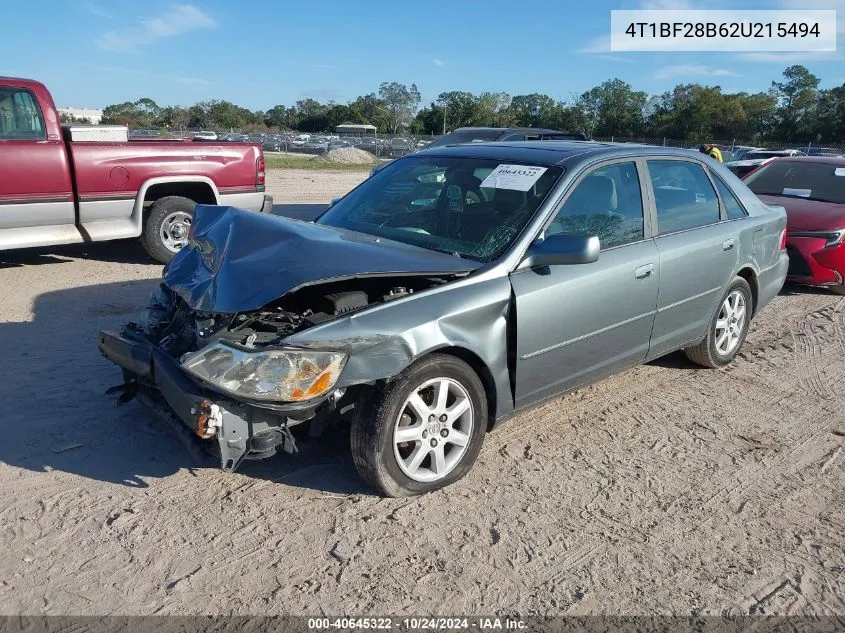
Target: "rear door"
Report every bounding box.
[644,158,740,359]
[0,86,75,249]
[511,159,659,408]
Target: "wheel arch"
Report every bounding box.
[415,345,499,431]
[129,176,221,236]
[735,266,759,317]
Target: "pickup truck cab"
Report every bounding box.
[0,77,272,262]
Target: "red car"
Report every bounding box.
[743,157,845,294]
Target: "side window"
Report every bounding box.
[502,134,525,141]
[711,174,748,220]
[648,160,720,234]
[547,161,644,249]
[0,89,45,140]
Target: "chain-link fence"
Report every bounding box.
[128,127,845,161]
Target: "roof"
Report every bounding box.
[335,123,377,129]
[0,76,47,91]
[454,126,564,134]
[771,156,845,165]
[415,140,702,166]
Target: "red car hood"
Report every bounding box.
[757,194,845,232]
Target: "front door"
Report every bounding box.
[511,160,659,409]
[0,86,75,249]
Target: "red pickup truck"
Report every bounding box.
[0,77,272,262]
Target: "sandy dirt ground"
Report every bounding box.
[0,168,844,616]
[264,168,368,204]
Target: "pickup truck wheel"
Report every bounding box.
[351,354,487,497]
[141,196,196,263]
[684,277,752,368]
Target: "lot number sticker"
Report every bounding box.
[480,164,547,191]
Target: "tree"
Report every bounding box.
[436,91,479,131]
[508,93,557,128]
[378,82,421,133]
[475,92,514,127]
[579,79,646,137]
[772,65,820,140]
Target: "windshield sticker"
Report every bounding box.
[480,164,548,191]
[782,188,812,197]
[835,168,845,176]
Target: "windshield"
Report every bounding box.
[744,161,845,204]
[317,156,563,262]
[426,130,503,148]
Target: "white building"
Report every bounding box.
[57,107,104,124]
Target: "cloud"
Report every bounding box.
[86,3,111,18]
[737,51,845,63]
[300,88,344,101]
[576,34,611,54]
[654,64,741,79]
[96,4,216,53]
[639,0,694,8]
[598,54,634,63]
[81,63,210,89]
[433,57,445,67]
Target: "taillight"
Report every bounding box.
[780,229,787,250]
[256,156,266,186]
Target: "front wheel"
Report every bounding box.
[141,196,196,263]
[351,354,487,497]
[684,277,752,368]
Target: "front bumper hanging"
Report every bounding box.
[97,330,300,472]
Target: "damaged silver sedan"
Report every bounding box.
[98,142,789,496]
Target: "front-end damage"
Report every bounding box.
[98,274,457,471]
[97,205,511,473]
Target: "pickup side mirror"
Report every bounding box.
[521,234,600,268]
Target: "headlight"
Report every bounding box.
[181,343,347,402]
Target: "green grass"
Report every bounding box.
[264,152,377,172]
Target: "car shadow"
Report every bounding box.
[0,278,369,494]
[0,239,157,268]
[779,281,841,297]
[647,350,700,369]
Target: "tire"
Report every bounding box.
[829,285,845,296]
[351,354,488,497]
[684,276,753,368]
[140,196,196,264]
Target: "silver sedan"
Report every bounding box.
[98,141,789,496]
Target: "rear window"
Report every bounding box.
[426,130,503,148]
[744,161,845,204]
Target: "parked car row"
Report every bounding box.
[98,138,801,497]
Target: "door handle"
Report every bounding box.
[634,263,654,279]
[722,238,736,251]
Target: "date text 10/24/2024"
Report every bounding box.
[307,617,527,630]
[609,9,836,52]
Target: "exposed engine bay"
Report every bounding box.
[127,275,455,360]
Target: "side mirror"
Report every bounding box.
[328,197,342,208]
[521,234,600,268]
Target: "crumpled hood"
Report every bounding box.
[162,205,478,313]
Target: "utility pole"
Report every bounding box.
[442,104,446,135]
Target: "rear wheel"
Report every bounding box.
[829,285,845,296]
[684,277,752,368]
[141,196,196,263]
[351,354,487,497]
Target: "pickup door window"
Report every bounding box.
[0,89,45,139]
[646,159,739,358]
[510,160,659,408]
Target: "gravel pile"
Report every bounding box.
[324,147,377,164]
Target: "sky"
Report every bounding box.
[7,0,845,110]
